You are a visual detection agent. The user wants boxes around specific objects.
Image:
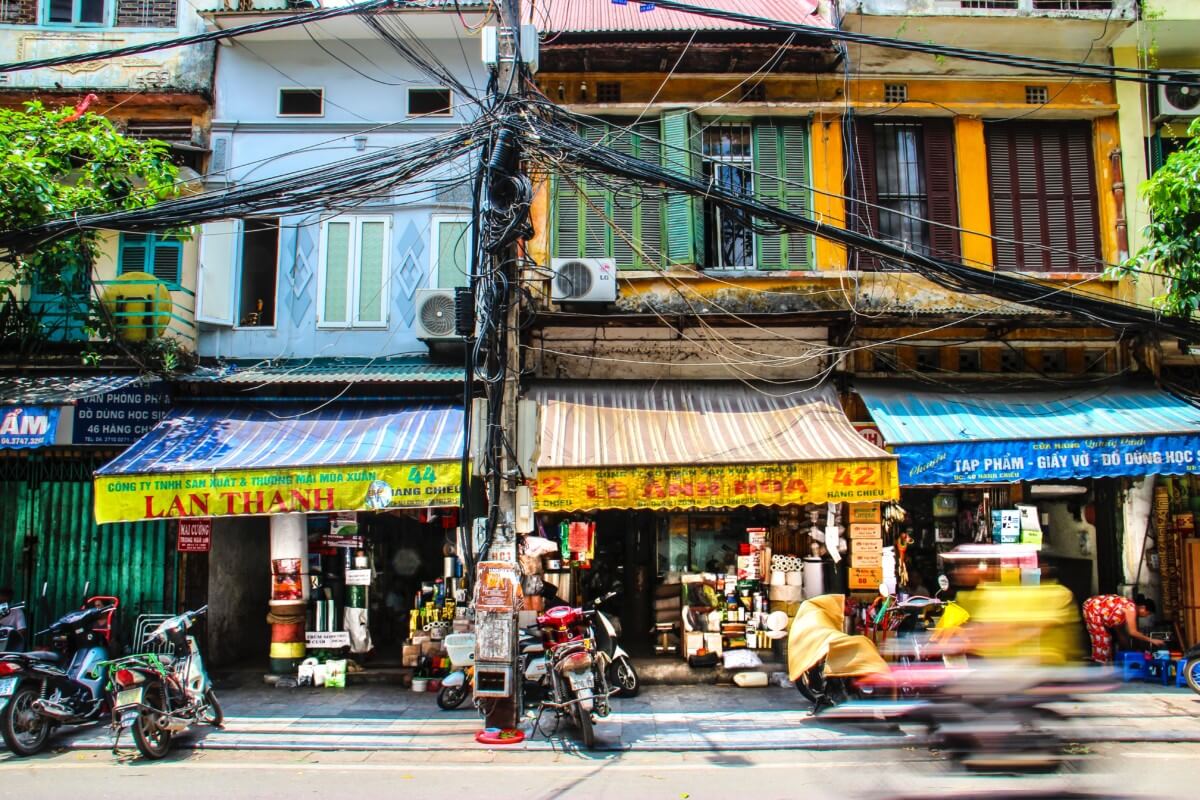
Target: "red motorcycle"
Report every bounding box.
[537,605,613,749]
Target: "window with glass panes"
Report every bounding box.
[849,118,960,270]
[318,216,390,327]
[46,0,106,24]
[702,123,755,269]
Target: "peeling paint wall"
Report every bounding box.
[0,6,214,93]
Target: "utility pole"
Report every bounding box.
[478,0,525,732]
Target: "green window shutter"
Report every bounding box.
[323,221,351,324]
[118,233,149,275]
[633,120,663,269]
[606,122,638,269]
[780,124,811,269]
[553,177,582,260]
[752,124,784,269]
[581,188,611,259]
[148,235,182,285]
[437,220,470,289]
[356,220,386,324]
[661,109,701,267]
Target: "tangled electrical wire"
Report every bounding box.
[521,104,1200,342]
[0,120,491,256]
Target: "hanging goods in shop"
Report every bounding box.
[268,514,309,673]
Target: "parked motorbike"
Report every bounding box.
[0,602,27,652]
[1182,642,1200,694]
[539,604,614,749]
[590,591,639,698]
[101,605,222,759]
[0,597,119,756]
[788,594,890,710]
[439,626,549,711]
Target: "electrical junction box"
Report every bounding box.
[473,662,513,698]
[481,25,539,73]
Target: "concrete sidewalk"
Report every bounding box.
[41,682,1200,754]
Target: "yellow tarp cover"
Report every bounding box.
[787,594,890,680]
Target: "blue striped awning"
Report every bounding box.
[97,404,464,476]
[855,383,1200,485]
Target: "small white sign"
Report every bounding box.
[305,631,350,648]
[345,569,372,586]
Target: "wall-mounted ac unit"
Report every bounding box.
[1158,73,1200,119]
[415,288,459,340]
[550,258,617,303]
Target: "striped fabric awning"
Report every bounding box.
[535,382,889,468]
[94,404,464,524]
[530,383,897,513]
[855,382,1200,485]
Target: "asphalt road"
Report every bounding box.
[0,742,1193,799]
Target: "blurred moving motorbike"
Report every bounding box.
[788,594,890,710]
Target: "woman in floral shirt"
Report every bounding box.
[1082,594,1161,663]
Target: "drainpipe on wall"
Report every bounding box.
[1110,148,1130,263]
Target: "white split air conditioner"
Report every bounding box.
[414,288,459,340]
[550,258,617,303]
[1158,73,1200,119]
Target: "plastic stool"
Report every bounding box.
[1151,657,1174,686]
[1179,658,1194,689]
[1117,651,1148,682]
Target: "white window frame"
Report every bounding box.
[429,214,473,289]
[406,86,454,118]
[316,215,392,329]
[234,218,282,331]
[277,87,325,118]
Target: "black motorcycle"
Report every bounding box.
[0,599,118,756]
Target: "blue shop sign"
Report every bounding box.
[73,380,171,446]
[898,433,1200,485]
[0,406,59,449]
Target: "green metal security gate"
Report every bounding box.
[0,454,173,642]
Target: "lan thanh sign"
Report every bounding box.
[94,463,462,524]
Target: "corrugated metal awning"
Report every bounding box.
[530,0,829,34]
[855,381,1200,485]
[94,404,464,523]
[856,383,1200,446]
[0,373,141,405]
[530,382,897,512]
[186,357,464,385]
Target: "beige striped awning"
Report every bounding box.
[529,382,898,513]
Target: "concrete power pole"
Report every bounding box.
[480,0,525,732]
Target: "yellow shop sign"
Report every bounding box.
[95,462,462,524]
[532,460,898,513]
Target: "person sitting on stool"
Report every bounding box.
[1082,593,1161,663]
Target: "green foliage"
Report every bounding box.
[0,100,180,359]
[1119,118,1200,318]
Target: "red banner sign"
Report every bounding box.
[177,518,212,553]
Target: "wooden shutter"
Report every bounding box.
[780,124,811,269]
[922,119,960,261]
[149,235,182,285]
[752,123,811,270]
[848,119,880,270]
[660,109,702,266]
[633,120,663,269]
[986,121,1099,272]
[553,178,581,260]
[118,233,149,275]
[752,124,783,269]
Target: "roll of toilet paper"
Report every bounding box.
[785,571,804,586]
[769,584,804,603]
[769,571,786,586]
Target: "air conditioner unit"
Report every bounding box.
[1158,73,1200,119]
[550,258,617,303]
[415,288,459,340]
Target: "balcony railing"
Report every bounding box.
[0,283,196,350]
